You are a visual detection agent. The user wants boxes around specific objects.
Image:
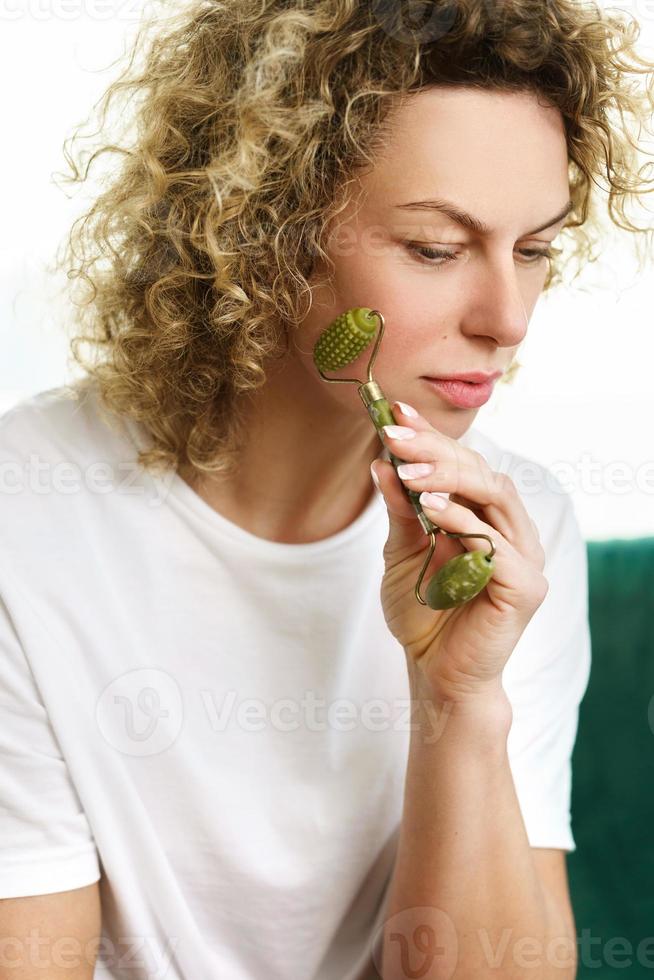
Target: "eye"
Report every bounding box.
[404,244,458,268]
[516,246,562,264]
[404,242,562,269]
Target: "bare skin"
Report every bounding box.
[180,85,570,544]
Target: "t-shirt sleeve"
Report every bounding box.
[0,593,101,898]
[503,490,592,853]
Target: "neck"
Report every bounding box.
[179,352,383,544]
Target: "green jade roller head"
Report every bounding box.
[312,306,496,612]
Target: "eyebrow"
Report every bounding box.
[393,198,574,236]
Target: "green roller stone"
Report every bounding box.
[313,307,378,372]
[425,550,495,610]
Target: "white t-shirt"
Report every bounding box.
[0,382,591,980]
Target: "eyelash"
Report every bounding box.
[405,243,560,268]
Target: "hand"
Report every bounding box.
[370,401,549,709]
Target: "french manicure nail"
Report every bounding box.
[370,462,381,490]
[420,491,449,511]
[396,462,434,478]
[395,401,418,418]
[382,425,416,440]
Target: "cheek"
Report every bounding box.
[332,259,459,355]
[305,245,454,378]
[369,306,444,369]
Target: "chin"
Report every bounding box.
[422,407,479,439]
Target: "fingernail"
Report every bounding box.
[370,462,381,490]
[420,491,449,511]
[382,425,416,440]
[395,401,418,418]
[396,462,434,479]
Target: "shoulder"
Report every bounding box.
[0,381,149,580]
[460,425,590,686]
[458,424,583,565]
[0,380,136,464]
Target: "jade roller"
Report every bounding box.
[313,307,496,610]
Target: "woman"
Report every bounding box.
[1,0,652,977]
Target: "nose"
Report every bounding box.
[459,254,531,348]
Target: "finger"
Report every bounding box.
[381,425,538,561]
[449,493,545,571]
[448,491,484,518]
[418,491,548,610]
[385,400,541,562]
[371,457,472,571]
[529,515,542,542]
[390,400,526,513]
[391,399,477,452]
[371,457,421,524]
[391,400,436,433]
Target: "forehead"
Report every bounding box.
[357,86,569,226]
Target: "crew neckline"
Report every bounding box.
[163,466,387,557]
[95,382,485,558]
[110,394,386,558]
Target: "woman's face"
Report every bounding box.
[292,85,571,440]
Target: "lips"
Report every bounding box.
[422,375,500,409]
[424,371,504,384]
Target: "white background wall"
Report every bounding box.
[1,0,652,540]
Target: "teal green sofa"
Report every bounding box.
[568,537,654,978]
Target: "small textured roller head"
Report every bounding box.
[313,307,378,372]
[425,550,495,610]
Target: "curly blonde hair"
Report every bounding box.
[54,0,654,479]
